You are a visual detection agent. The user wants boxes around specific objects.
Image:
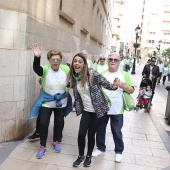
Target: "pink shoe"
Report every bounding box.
[52,141,61,152]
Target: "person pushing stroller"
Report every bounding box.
[142,57,159,101]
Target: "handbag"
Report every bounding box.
[122,92,134,111]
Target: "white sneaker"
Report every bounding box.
[92,149,104,157]
[115,153,122,163]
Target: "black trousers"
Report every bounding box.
[78,111,106,157]
[35,113,65,137]
[38,107,65,147]
[163,75,166,83]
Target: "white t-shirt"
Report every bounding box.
[87,59,92,68]
[124,59,130,65]
[92,63,108,73]
[77,82,95,112]
[149,66,153,79]
[103,70,125,115]
[119,61,124,70]
[43,68,68,108]
[158,64,163,72]
[97,64,108,73]
[163,67,169,76]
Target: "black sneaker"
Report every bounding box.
[73,156,85,167]
[83,156,91,167]
[28,132,40,141]
[140,105,143,109]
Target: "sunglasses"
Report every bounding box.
[108,58,120,63]
[100,58,105,60]
[50,58,61,63]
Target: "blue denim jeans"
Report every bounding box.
[168,73,170,81]
[96,114,124,154]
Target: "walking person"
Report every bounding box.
[31,43,70,159]
[119,54,125,71]
[92,53,134,162]
[124,56,132,72]
[162,62,169,85]
[81,50,93,68]
[168,62,170,83]
[67,53,118,167]
[157,60,163,85]
[142,57,159,101]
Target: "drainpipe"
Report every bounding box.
[165,86,170,125]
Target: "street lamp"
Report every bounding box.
[131,25,141,75]
[156,40,162,52]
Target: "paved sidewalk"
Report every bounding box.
[0,64,170,170]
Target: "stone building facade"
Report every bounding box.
[0,0,114,142]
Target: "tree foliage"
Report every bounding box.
[163,47,170,59]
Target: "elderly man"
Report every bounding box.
[82,50,93,68]
[119,54,125,71]
[92,53,134,163]
[92,54,108,73]
[124,56,132,72]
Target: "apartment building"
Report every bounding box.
[140,0,170,61]
[161,0,170,50]
[111,0,124,53]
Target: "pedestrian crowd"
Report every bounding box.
[27,46,170,167]
[28,43,170,168]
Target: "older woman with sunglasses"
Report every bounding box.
[92,54,108,73]
[31,43,70,159]
[67,53,118,167]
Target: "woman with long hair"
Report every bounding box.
[67,52,118,167]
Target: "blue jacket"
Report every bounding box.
[26,89,72,122]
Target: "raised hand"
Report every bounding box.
[113,77,125,89]
[113,77,119,89]
[95,55,99,63]
[31,43,42,57]
[66,60,71,67]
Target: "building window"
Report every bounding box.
[161,41,170,44]
[146,40,155,44]
[149,32,156,35]
[163,32,170,35]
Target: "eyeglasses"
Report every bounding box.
[50,58,61,63]
[100,58,105,60]
[151,60,156,62]
[108,58,120,63]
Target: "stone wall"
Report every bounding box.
[0,0,113,142]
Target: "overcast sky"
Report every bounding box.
[121,0,143,42]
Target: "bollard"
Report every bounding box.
[165,86,170,125]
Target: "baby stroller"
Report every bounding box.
[134,78,153,113]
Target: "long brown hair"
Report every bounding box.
[67,53,89,87]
